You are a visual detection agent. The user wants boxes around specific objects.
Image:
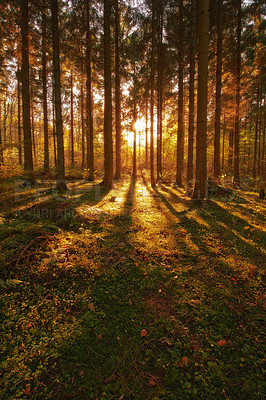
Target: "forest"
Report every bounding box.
[0,0,265,399]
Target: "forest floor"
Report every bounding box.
[0,172,265,400]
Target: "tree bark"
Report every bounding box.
[233,0,241,186]
[176,0,184,185]
[17,66,22,165]
[150,1,155,188]
[114,0,121,179]
[0,100,3,165]
[192,0,209,200]
[70,69,74,167]
[187,0,196,184]
[80,81,85,170]
[42,0,49,172]
[51,0,66,191]
[213,0,223,181]
[86,0,94,181]
[21,0,34,179]
[103,0,113,188]
[157,0,163,182]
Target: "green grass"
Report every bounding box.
[0,176,265,399]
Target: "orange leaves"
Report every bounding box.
[23,385,30,396]
[19,343,25,351]
[98,333,103,340]
[217,339,226,347]
[141,329,147,337]
[182,356,189,366]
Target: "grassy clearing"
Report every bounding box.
[0,175,265,399]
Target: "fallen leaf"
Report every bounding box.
[217,339,226,347]
[189,299,201,306]
[161,338,173,346]
[182,356,189,366]
[98,334,103,340]
[244,226,250,230]
[149,379,157,386]
[23,385,30,396]
[88,303,95,311]
[19,343,25,351]
[141,329,147,337]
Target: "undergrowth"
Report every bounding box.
[0,177,265,399]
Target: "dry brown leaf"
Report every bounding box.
[182,356,189,366]
[23,385,30,396]
[141,329,147,337]
[88,303,95,311]
[149,379,157,386]
[217,339,226,347]
[19,343,25,351]
[98,333,103,340]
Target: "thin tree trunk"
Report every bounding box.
[233,0,241,186]
[86,0,94,181]
[10,101,13,146]
[114,0,121,179]
[253,84,259,179]
[222,114,225,171]
[214,0,223,181]
[42,0,49,172]
[31,91,36,161]
[262,93,265,178]
[70,69,74,167]
[192,0,209,200]
[80,81,85,170]
[51,0,66,191]
[145,94,148,169]
[21,0,34,179]
[52,83,57,168]
[157,1,163,181]
[133,73,137,179]
[228,127,233,170]
[150,1,155,188]
[103,0,113,188]
[17,67,22,165]
[187,0,196,184]
[0,100,3,165]
[258,93,262,175]
[176,0,184,185]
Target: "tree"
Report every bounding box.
[51,0,67,192]
[21,0,34,180]
[86,0,94,181]
[150,1,156,188]
[42,0,49,172]
[187,0,196,184]
[192,0,209,200]
[213,0,223,181]
[103,0,113,188]
[176,0,184,186]
[233,0,241,186]
[114,0,122,180]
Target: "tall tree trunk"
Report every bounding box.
[228,127,233,170]
[258,93,262,176]
[80,81,85,170]
[0,100,3,165]
[233,0,241,186]
[10,101,13,146]
[253,84,259,179]
[86,0,94,181]
[51,0,66,191]
[150,1,155,188]
[17,66,22,165]
[145,94,148,169]
[187,0,196,184]
[103,0,113,188]
[222,114,226,171]
[114,0,121,179]
[52,83,57,168]
[31,90,36,161]
[192,0,209,200]
[262,93,265,178]
[133,73,137,179]
[70,69,74,167]
[42,0,49,172]
[213,0,223,181]
[157,1,163,181]
[176,0,184,185]
[21,0,34,179]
